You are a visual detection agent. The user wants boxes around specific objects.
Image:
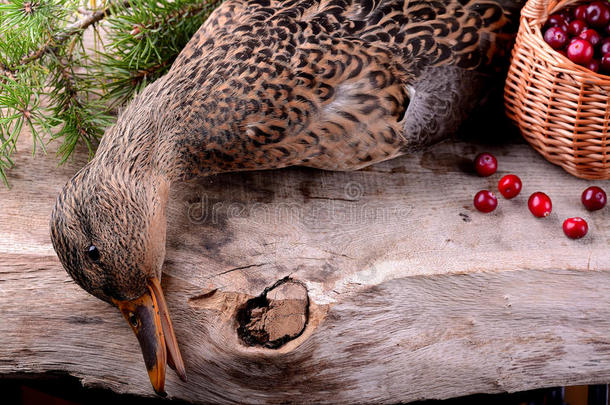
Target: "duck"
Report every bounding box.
[50,0,525,395]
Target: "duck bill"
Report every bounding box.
[114,277,186,395]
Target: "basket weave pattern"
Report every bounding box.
[505,0,610,179]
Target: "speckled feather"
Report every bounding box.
[51,0,524,302]
[158,0,524,174]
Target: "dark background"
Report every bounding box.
[1,373,608,405]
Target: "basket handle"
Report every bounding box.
[521,0,574,24]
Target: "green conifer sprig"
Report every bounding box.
[0,0,221,187]
[98,0,221,109]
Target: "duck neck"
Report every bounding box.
[92,119,174,228]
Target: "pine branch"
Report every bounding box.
[9,0,132,71]
[0,0,222,187]
[98,0,222,108]
[0,64,15,81]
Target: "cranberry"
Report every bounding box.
[559,10,573,23]
[604,22,610,36]
[528,192,552,217]
[601,53,610,71]
[600,37,610,55]
[587,59,601,72]
[567,39,594,65]
[544,26,569,49]
[574,5,588,20]
[578,29,601,46]
[474,190,498,213]
[498,174,522,199]
[563,217,588,239]
[546,14,569,31]
[586,1,610,27]
[581,186,607,211]
[474,152,497,177]
[568,19,588,36]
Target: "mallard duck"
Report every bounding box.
[50,0,525,394]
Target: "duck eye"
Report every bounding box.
[128,312,138,328]
[87,245,100,262]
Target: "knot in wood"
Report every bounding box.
[237,277,309,349]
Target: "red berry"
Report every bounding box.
[498,174,522,199]
[587,59,601,72]
[601,53,610,72]
[586,1,610,27]
[604,22,610,36]
[474,190,498,213]
[599,37,610,54]
[563,217,588,239]
[544,26,569,49]
[568,19,588,36]
[574,5,588,21]
[581,186,607,211]
[559,10,573,23]
[528,192,552,217]
[474,152,498,177]
[567,39,594,65]
[546,14,569,31]
[578,29,601,47]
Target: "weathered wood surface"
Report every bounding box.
[1,129,610,404]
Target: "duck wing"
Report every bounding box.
[161,0,525,172]
[176,0,523,76]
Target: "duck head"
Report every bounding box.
[50,162,185,395]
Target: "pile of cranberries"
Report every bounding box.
[542,1,610,73]
[472,152,607,239]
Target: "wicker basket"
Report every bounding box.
[505,0,610,179]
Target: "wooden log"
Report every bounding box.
[1,129,610,403]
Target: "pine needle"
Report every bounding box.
[0,0,222,187]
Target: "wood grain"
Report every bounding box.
[1,129,609,403]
